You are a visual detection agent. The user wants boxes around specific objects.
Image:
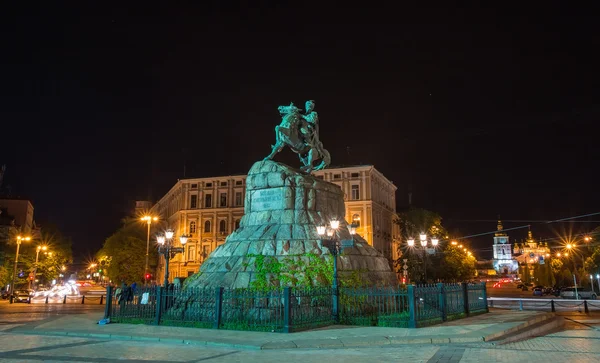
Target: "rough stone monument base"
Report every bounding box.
[184,160,398,289]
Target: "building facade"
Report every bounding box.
[0,198,34,234]
[492,220,518,276]
[513,229,551,283]
[151,165,400,283]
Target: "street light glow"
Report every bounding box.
[330,220,340,230]
[317,226,326,236]
[348,224,357,235]
[407,238,415,247]
[179,235,188,245]
[157,236,166,245]
[165,229,174,239]
[431,238,439,247]
[419,233,427,242]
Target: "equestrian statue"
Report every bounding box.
[264,100,331,173]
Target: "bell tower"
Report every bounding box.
[493,218,516,275]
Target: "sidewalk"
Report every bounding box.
[7,309,554,350]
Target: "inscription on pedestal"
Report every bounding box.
[251,188,284,211]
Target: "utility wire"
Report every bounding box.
[445,212,600,245]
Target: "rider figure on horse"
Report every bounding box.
[265,100,331,172]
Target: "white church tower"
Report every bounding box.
[493,219,518,276]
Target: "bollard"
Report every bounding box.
[519,299,523,311]
[584,300,589,314]
[551,300,555,312]
[45,295,49,304]
[81,295,85,304]
[63,295,67,304]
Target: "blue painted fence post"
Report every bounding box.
[437,283,446,321]
[104,285,112,319]
[461,282,470,317]
[213,287,224,329]
[283,287,291,333]
[482,282,489,313]
[408,285,417,328]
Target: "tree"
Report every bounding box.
[97,220,158,284]
[396,208,475,282]
[432,244,477,282]
[0,224,72,288]
[33,224,73,285]
[0,265,10,287]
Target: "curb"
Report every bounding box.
[13,329,487,349]
[8,314,550,350]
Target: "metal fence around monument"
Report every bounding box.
[104,282,487,332]
[340,286,410,327]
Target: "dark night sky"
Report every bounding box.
[1,2,599,260]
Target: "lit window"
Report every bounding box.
[187,245,196,261]
[189,221,196,233]
[351,185,360,200]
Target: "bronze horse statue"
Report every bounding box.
[264,103,330,173]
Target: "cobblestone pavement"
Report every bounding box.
[1,331,600,362]
[1,304,600,362]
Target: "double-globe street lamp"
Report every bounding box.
[141,215,159,284]
[10,235,31,303]
[406,233,440,282]
[156,229,189,289]
[316,220,357,323]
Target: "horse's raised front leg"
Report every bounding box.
[264,140,283,161]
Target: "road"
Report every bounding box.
[0,299,104,325]
[486,281,553,298]
[1,297,600,362]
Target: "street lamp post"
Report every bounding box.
[29,245,47,290]
[141,215,159,285]
[316,220,344,323]
[406,233,439,282]
[156,230,187,290]
[566,243,579,300]
[315,221,356,323]
[10,235,31,303]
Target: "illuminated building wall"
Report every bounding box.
[151,165,400,282]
